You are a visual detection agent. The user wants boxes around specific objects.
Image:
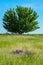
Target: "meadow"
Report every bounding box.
[0,34,43,65]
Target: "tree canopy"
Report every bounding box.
[3,6,40,34]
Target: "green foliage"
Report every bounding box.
[3,6,40,34]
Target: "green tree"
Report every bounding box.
[3,6,40,34]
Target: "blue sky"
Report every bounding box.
[0,0,43,34]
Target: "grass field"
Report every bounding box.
[0,34,43,65]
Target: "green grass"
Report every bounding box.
[0,34,43,65]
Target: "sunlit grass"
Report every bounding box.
[0,34,43,65]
